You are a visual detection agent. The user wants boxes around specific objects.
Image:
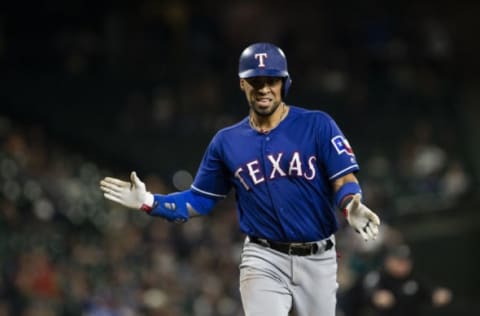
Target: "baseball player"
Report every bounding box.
[100,42,380,316]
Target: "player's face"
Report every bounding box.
[241,77,283,117]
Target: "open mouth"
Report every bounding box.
[256,97,272,106]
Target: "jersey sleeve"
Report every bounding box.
[191,133,231,199]
[318,114,360,180]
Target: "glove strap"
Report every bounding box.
[340,195,354,218]
[139,192,155,213]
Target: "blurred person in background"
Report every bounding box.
[343,244,452,316]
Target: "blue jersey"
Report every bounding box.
[191,106,359,242]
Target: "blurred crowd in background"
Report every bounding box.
[1,0,479,315]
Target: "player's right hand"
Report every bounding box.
[100,171,154,210]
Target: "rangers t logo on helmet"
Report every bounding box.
[254,53,268,67]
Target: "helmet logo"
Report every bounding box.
[254,53,268,67]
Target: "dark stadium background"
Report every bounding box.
[0,1,479,315]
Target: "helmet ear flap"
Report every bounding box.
[283,76,292,98]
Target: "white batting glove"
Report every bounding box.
[344,194,380,241]
[100,171,154,210]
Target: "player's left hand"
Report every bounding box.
[344,194,380,241]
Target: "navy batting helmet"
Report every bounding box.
[238,42,292,98]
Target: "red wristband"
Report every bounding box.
[340,194,354,218]
[140,203,153,213]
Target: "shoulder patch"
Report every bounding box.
[331,135,354,156]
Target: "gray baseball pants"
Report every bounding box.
[239,236,338,316]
